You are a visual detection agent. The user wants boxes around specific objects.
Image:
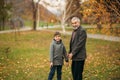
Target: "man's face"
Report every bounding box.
[71,20,80,29]
[54,35,61,42]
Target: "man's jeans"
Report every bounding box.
[48,65,62,80]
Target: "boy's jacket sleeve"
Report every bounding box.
[50,43,54,62]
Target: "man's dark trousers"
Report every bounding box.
[71,60,85,80]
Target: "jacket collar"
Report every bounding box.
[73,26,82,31]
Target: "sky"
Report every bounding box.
[39,0,65,16]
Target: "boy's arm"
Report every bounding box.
[50,43,54,63]
[63,45,69,62]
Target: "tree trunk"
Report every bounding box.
[32,0,37,31]
[33,10,37,30]
[0,22,1,31]
[37,4,40,28]
[60,0,67,33]
[2,17,5,30]
[61,21,65,33]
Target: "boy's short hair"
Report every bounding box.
[54,32,61,37]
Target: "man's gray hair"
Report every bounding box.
[71,17,80,22]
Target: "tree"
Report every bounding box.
[103,0,120,17]
[59,0,81,33]
[81,0,120,35]
[31,0,41,30]
[0,0,12,30]
[42,0,81,33]
[5,0,42,30]
[81,0,120,26]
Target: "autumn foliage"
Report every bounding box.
[81,0,120,35]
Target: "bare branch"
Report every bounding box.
[105,1,120,17]
[65,8,81,22]
[116,0,120,5]
[66,0,74,13]
[41,0,58,7]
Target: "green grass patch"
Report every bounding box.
[24,20,33,27]
[24,20,55,28]
[0,31,120,80]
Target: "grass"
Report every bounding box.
[24,20,33,27]
[0,30,120,80]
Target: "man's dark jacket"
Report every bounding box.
[69,26,87,61]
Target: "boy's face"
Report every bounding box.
[54,35,61,42]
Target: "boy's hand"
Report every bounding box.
[50,62,53,67]
[68,53,73,59]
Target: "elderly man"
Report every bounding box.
[68,17,87,80]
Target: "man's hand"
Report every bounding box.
[68,53,73,59]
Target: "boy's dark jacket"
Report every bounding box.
[69,26,87,61]
[50,39,68,65]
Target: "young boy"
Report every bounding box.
[48,32,68,80]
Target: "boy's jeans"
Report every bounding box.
[48,65,62,80]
